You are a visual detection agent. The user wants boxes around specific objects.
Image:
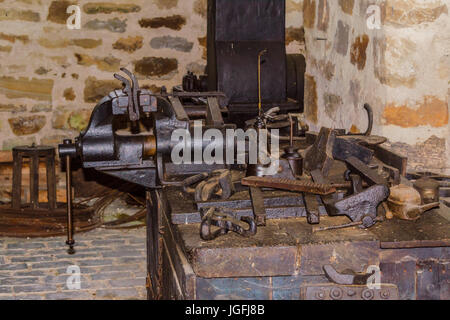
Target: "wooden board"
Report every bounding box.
[370,209,450,248]
[171,204,450,279]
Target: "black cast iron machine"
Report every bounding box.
[58,67,239,250]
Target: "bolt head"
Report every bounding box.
[362,289,374,300]
[315,290,325,300]
[330,288,343,300]
[380,289,390,299]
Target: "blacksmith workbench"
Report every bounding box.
[146,186,450,300]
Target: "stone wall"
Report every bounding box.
[0,0,305,150]
[303,0,450,173]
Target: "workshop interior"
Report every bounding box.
[0,0,449,301]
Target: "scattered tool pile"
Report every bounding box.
[184,104,444,241]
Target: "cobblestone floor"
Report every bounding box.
[0,228,147,300]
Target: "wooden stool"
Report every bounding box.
[11,145,57,210]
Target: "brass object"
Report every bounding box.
[143,134,157,158]
[387,184,439,221]
[413,177,440,204]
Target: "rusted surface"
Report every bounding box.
[170,200,449,277]
[158,182,450,299]
[380,260,417,300]
[169,187,332,224]
[241,176,337,195]
[300,283,399,300]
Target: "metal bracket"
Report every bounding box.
[300,283,399,300]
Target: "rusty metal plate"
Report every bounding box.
[300,283,399,300]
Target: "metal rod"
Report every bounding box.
[257,49,267,117]
[312,216,384,232]
[312,221,363,232]
[64,139,75,255]
[289,114,294,147]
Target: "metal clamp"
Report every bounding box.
[114,67,141,122]
[200,207,257,241]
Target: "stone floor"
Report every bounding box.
[0,227,147,300]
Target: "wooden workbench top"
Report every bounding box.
[169,205,450,278]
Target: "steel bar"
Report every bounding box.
[64,140,75,255]
[241,176,337,195]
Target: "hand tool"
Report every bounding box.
[241,176,337,195]
[200,207,257,241]
[313,216,384,232]
[194,169,234,202]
